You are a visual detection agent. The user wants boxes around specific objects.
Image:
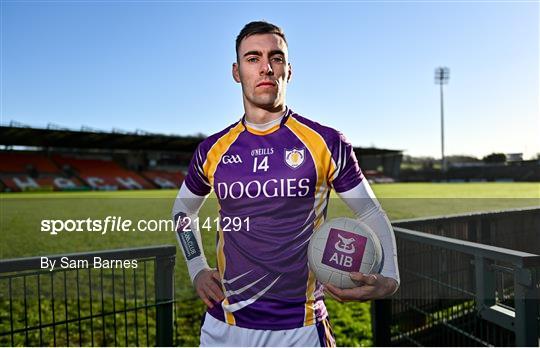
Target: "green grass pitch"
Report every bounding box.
[1,182,539,345]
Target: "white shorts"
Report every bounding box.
[200,312,336,347]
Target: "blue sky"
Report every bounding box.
[2,1,539,158]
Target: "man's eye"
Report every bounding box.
[247,57,259,63]
[271,57,284,63]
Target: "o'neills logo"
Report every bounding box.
[217,178,310,199]
[285,148,305,169]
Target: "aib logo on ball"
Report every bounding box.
[322,228,367,272]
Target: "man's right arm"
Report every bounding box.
[171,183,210,283]
[172,183,224,308]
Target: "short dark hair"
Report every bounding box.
[235,21,287,60]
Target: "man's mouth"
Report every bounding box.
[257,81,276,87]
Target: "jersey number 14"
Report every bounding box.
[253,156,269,173]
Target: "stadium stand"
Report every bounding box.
[0,151,88,192]
[51,155,155,190]
[0,175,87,192]
[141,170,185,189]
[0,152,59,174]
[0,124,407,192]
[363,170,395,183]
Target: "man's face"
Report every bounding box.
[233,33,292,111]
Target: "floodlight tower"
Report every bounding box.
[435,67,450,173]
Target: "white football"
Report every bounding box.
[308,217,383,289]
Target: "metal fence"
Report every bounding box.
[373,207,540,346]
[392,206,540,255]
[0,245,175,346]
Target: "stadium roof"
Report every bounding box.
[0,125,403,155]
[0,126,203,152]
[354,147,402,156]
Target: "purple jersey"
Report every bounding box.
[184,108,363,330]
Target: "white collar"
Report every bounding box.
[244,107,288,131]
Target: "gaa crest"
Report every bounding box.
[284,147,305,169]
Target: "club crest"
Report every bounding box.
[284,148,305,169]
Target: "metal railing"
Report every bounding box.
[373,208,540,346]
[0,245,175,346]
[392,206,540,255]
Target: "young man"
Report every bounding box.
[172,21,400,346]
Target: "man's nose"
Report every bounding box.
[260,62,273,75]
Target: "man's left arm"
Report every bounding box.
[325,179,400,302]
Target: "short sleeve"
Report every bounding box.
[330,132,363,193]
[183,144,212,196]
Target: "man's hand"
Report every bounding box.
[193,268,225,308]
[324,272,399,302]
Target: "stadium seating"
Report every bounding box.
[0,175,87,192]
[141,170,185,189]
[51,155,156,190]
[0,152,186,192]
[363,170,395,183]
[0,152,89,192]
[0,152,60,174]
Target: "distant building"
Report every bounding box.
[506,153,523,162]
[353,147,403,179]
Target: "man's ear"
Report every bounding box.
[232,62,241,83]
[287,63,292,83]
